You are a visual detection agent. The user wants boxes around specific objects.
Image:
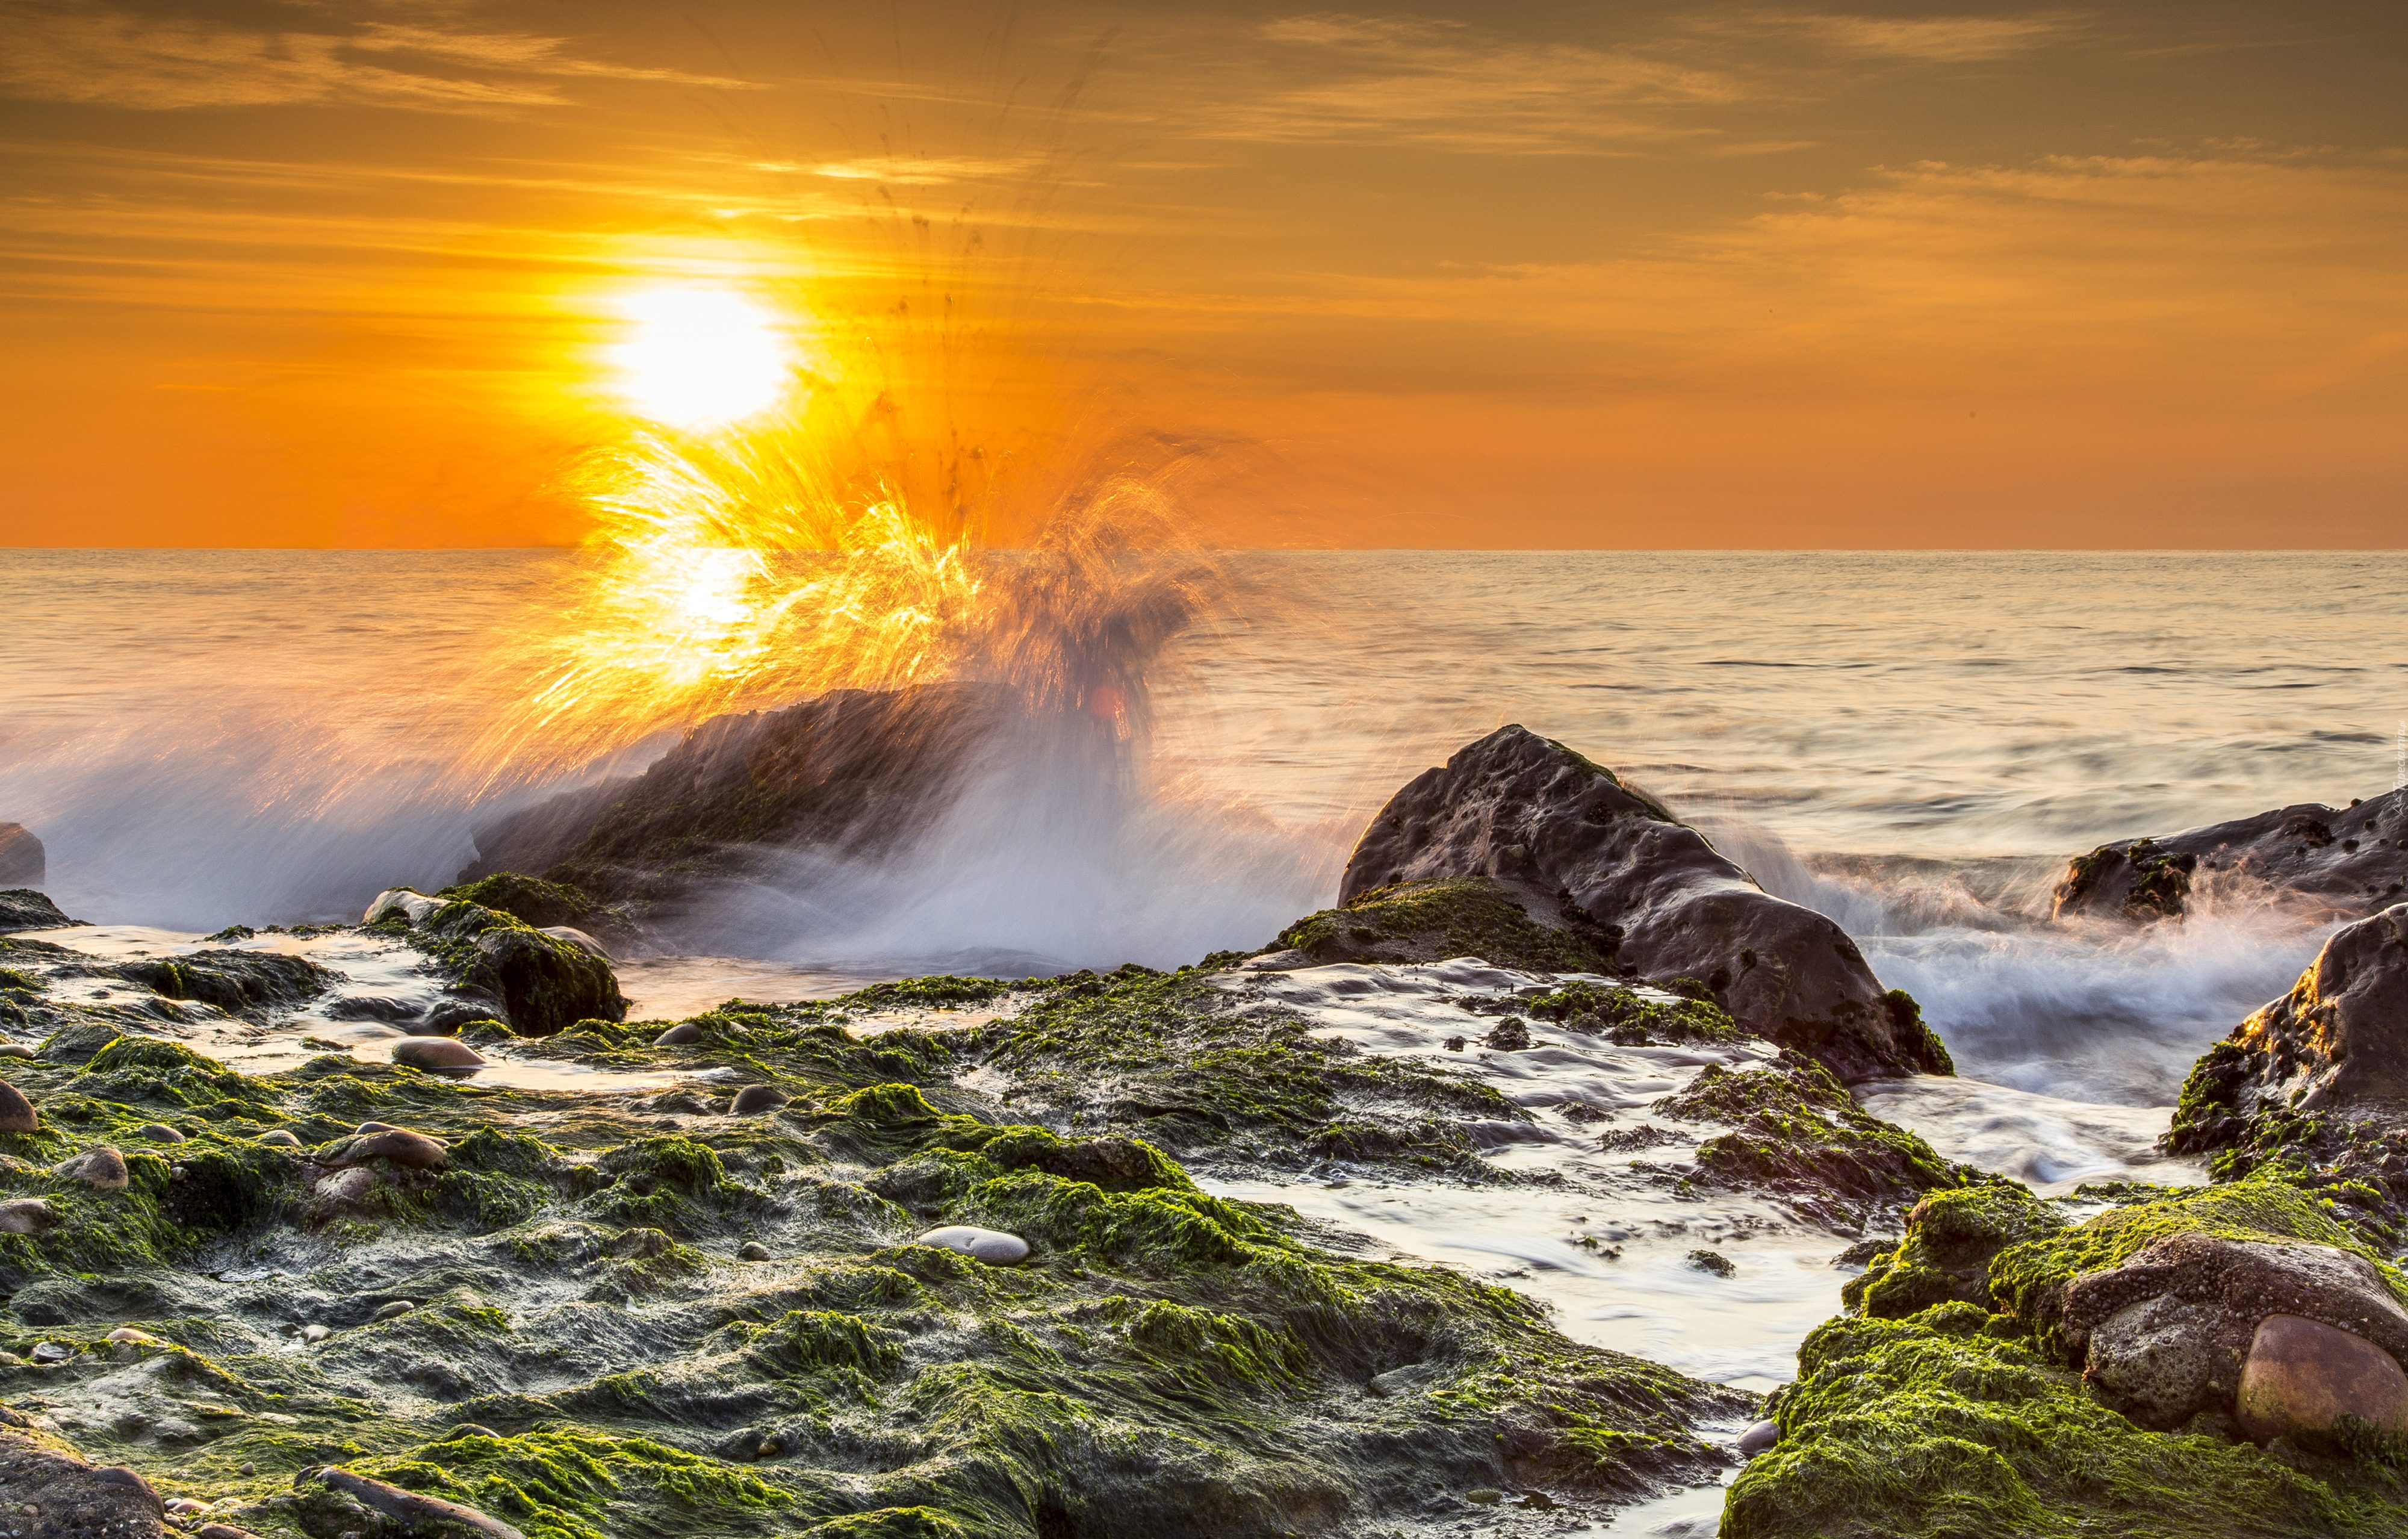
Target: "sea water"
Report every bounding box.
[4,547,2404,1110]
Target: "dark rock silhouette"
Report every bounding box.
[0,888,74,933]
[0,824,41,888]
[1340,725,1950,1081]
[2053,786,2408,922]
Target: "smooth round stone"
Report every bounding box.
[29,1342,71,1363]
[654,1022,706,1046]
[0,1044,34,1060]
[53,1146,129,1192]
[344,1130,448,1169]
[2237,1312,2408,1450]
[105,1327,161,1346]
[392,1037,485,1071]
[0,1198,52,1236]
[917,1225,1031,1265]
[258,1130,302,1148]
[358,1121,400,1134]
[730,1085,789,1116]
[95,1467,161,1513]
[301,1324,330,1343]
[0,1080,36,1134]
[371,1301,416,1322]
[1736,1419,1780,1457]
[312,1167,379,1206]
[739,1242,772,1261]
[197,1523,261,1539]
[165,1497,211,1516]
[138,1122,186,1144]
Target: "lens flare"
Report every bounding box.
[609,287,793,428]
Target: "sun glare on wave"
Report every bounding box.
[609,286,793,428]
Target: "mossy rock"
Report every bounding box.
[1654,1056,1969,1223]
[1846,1182,2067,1319]
[1269,876,1615,971]
[437,871,599,930]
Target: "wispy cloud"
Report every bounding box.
[0,0,749,113]
[1778,11,2086,63]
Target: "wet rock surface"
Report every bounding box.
[2236,1313,2408,1452]
[0,890,75,934]
[363,892,625,1037]
[2053,786,2408,922]
[0,1423,168,1537]
[1336,726,1951,1081]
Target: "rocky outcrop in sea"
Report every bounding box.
[2053,786,2408,922]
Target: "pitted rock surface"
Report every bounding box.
[1339,724,1946,1080]
[2053,786,2408,922]
[0,1425,169,1537]
[2061,1231,2408,1429]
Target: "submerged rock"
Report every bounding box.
[917,1225,1032,1264]
[112,948,335,1019]
[0,888,75,933]
[2053,786,2408,922]
[0,824,43,887]
[1337,726,1949,1080]
[314,1467,527,1539]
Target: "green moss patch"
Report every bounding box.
[1270,877,1615,972]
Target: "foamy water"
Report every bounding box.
[4,549,2404,1108]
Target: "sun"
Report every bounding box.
[608,286,792,429]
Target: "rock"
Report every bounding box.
[0,825,42,887]
[458,682,1016,904]
[113,949,335,1018]
[196,1525,261,1539]
[104,1328,160,1345]
[654,1021,706,1046]
[29,1342,71,1363]
[371,1301,416,1321]
[164,1496,210,1514]
[1338,726,1950,1081]
[1483,1017,1531,1051]
[322,994,426,1022]
[363,888,445,925]
[336,1129,449,1169]
[739,1242,772,1261]
[314,1466,529,1538]
[0,1429,170,1535]
[1466,1487,1504,1504]
[2053,786,2408,922]
[311,1167,379,1208]
[2183,903,2408,1119]
[137,1122,185,1143]
[1736,1418,1780,1457]
[0,1198,54,1235]
[0,1080,36,1133]
[0,1043,32,1059]
[358,1121,401,1134]
[436,872,601,930]
[730,1084,789,1116]
[2236,1313,2408,1452]
[917,1225,1031,1265]
[258,1130,302,1148]
[0,888,74,933]
[1686,1249,1736,1277]
[301,1324,329,1343]
[2059,1230,2408,1430]
[391,1036,486,1071]
[541,925,613,960]
[53,1146,129,1191]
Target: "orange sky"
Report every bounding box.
[1,1,2402,548]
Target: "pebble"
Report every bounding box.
[52,1146,129,1192]
[302,1324,330,1343]
[358,1121,401,1134]
[0,1198,54,1236]
[0,1080,36,1134]
[447,1424,500,1441]
[730,1085,789,1116]
[104,1327,161,1346]
[654,1022,706,1046]
[392,1037,486,1071]
[2236,1312,2408,1449]
[138,1122,187,1143]
[371,1301,417,1322]
[165,1497,211,1514]
[1736,1418,1780,1457]
[93,1466,161,1513]
[0,1043,33,1059]
[739,1242,772,1261]
[29,1342,70,1363]
[238,1463,256,1476]
[258,1130,302,1148]
[1466,1488,1503,1505]
[197,1525,261,1539]
[312,1167,379,1207]
[916,1225,1031,1265]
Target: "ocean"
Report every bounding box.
[4,547,2404,1107]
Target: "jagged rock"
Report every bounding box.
[54,1146,130,1192]
[917,1225,1031,1264]
[0,827,42,888]
[0,1080,36,1133]
[2059,1230,2408,1431]
[2054,786,2408,922]
[2168,904,2408,1180]
[1339,725,1950,1080]
[0,1425,167,1535]
[313,1467,527,1539]
[2236,1313,2408,1451]
[391,1037,486,1071]
[0,888,74,933]
[458,683,1029,904]
[113,949,335,1019]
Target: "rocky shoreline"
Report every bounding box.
[0,727,2403,1537]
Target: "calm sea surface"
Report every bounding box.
[4,549,2404,1102]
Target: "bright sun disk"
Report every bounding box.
[609,286,791,428]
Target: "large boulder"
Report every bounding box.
[1341,725,1949,1081]
[0,825,42,887]
[461,682,1017,900]
[2053,786,2408,922]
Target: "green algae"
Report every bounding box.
[1726,1305,2408,1539]
[1652,1056,1967,1222]
[436,872,601,930]
[1518,979,1740,1045]
[1845,1182,2067,1319]
[1270,876,1615,971]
